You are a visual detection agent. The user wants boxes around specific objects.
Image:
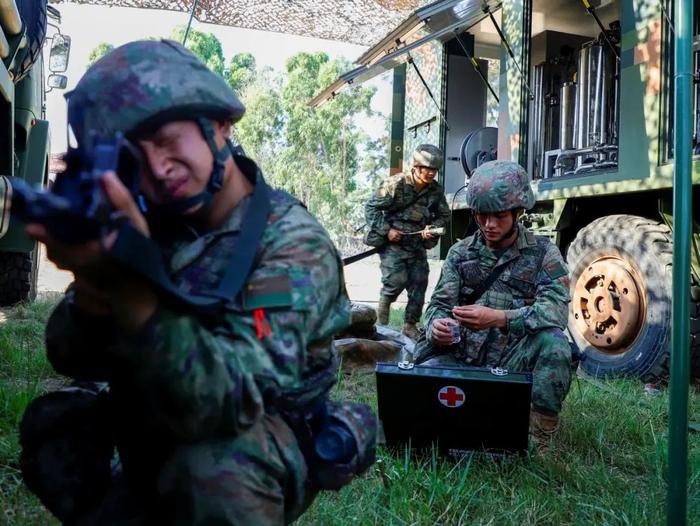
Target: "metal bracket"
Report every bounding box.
[490,367,508,376]
[407,116,437,138]
[398,361,414,370]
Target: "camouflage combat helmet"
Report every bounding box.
[465,160,535,212]
[67,39,245,144]
[66,40,247,215]
[412,144,443,171]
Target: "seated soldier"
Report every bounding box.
[415,160,572,450]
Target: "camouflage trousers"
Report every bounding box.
[379,245,429,324]
[20,387,314,525]
[420,328,572,415]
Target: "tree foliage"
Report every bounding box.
[170,25,225,76]
[227,53,257,93]
[86,36,388,241]
[86,42,114,67]
[237,52,383,239]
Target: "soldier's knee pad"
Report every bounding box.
[19,382,113,523]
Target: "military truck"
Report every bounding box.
[0,0,69,306]
[312,0,697,382]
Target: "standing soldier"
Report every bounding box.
[18,40,375,525]
[416,160,573,451]
[364,144,450,340]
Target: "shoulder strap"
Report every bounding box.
[464,232,550,305]
[203,156,271,302]
[108,156,271,314]
[461,262,509,306]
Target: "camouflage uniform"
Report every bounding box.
[19,40,375,525]
[416,161,572,417]
[364,147,450,326]
[418,227,572,414]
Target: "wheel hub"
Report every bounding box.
[572,257,645,352]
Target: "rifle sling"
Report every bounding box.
[109,158,271,314]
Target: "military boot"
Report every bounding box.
[402,322,421,341]
[529,410,560,454]
[377,296,392,325]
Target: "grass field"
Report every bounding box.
[1,298,699,525]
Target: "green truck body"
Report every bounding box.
[0,0,67,305]
[313,0,698,381]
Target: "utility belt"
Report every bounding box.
[281,398,377,491]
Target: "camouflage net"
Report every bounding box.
[52,0,427,45]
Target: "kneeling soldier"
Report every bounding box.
[415,160,573,451]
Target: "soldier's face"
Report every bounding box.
[414,165,438,184]
[475,211,515,246]
[137,120,231,210]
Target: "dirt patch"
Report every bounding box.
[37,244,72,294]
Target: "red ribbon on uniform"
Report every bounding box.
[253,308,272,340]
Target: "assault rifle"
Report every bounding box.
[9,134,141,243]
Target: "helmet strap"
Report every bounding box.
[141,117,233,218]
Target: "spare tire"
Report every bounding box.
[12,0,48,82]
[567,215,674,382]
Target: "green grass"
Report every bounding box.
[1,297,63,526]
[1,298,699,525]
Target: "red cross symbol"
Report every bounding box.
[438,385,465,408]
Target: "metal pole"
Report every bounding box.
[668,0,693,524]
[182,0,199,46]
[580,0,621,61]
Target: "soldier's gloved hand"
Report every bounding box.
[421,225,435,240]
[452,305,507,330]
[27,172,157,332]
[431,318,457,346]
[387,228,403,242]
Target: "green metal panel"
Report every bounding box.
[390,64,406,175]
[0,63,13,178]
[0,119,48,252]
[497,0,532,164]
[403,38,444,167]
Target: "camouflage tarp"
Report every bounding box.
[52,0,429,46]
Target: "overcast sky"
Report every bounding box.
[45,3,392,152]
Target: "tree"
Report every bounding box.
[236,51,384,240]
[226,53,257,94]
[87,42,114,68]
[170,26,225,76]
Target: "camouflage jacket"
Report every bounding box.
[364,171,450,252]
[45,170,351,449]
[423,226,570,365]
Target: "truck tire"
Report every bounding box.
[13,0,48,82]
[0,245,39,306]
[566,215,685,382]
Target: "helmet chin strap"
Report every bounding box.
[141,117,233,218]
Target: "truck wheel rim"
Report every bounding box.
[572,256,646,353]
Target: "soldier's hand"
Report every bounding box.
[452,305,507,330]
[25,171,150,274]
[26,224,104,277]
[387,228,403,242]
[71,276,113,317]
[421,225,435,240]
[431,318,457,346]
[100,171,150,243]
[99,171,157,332]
